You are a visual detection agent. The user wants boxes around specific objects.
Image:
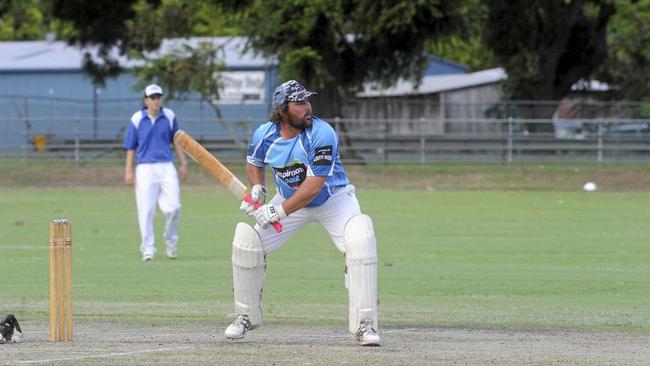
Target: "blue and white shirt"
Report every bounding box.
[122,107,179,164]
[247,116,350,207]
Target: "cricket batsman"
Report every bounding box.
[224,80,380,346]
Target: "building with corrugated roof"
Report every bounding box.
[349,68,507,135]
[0,37,277,154]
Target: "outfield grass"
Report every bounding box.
[1,186,650,332]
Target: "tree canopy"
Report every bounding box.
[239,0,465,118]
[0,0,61,40]
[427,0,495,72]
[595,0,650,101]
[45,0,238,84]
[484,0,615,102]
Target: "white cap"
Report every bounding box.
[144,84,163,97]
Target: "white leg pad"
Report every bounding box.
[231,222,265,327]
[344,214,378,333]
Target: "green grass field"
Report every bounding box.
[2,184,650,332]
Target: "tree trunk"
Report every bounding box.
[517,102,559,134]
[205,99,246,152]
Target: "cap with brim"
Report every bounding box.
[144,84,164,97]
[272,80,316,109]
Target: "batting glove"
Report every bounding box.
[254,203,287,229]
[240,185,267,218]
[251,184,266,204]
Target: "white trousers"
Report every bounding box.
[256,184,361,253]
[135,162,181,256]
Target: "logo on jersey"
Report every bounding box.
[313,145,333,166]
[274,161,307,187]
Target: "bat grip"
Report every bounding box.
[244,193,283,233]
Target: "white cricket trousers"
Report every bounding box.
[135,162,181,256]
[256,184,361,253]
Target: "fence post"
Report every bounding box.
[333,116,344,159]
[93,86,99,140]
[507,117,513,164]
[246,117,253,146]
[20,96,31,164]
[383,119,389,164]
[419,117,426,165]
[22,115,29,165]
[74,117,80,163]
[597,122,603,165]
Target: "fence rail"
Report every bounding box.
[1,116,649,165]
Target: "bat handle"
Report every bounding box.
[244,193,283,233]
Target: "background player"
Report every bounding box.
[123,84,188,261]
[224,80,380,346]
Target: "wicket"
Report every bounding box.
[49,219,73,342]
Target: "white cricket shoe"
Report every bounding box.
[166,248,178,259]
[224,314,251,339]
[354,319,380,346]
[142,253,154,262]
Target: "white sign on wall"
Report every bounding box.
[215,71,266,103]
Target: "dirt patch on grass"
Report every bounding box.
[3,320,650,365]
[349,164,650,191]
[1,163,649,191]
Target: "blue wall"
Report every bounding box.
[0,70,274,151]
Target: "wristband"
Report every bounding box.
[276,204,287,220]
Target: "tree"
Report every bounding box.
[0,0,46,40]
[134,40,246,148]
[595,0,650,101]
[49,0,238,85]
[427,0,495,72]
[239,0,465,119]
[49,0,141,84]
[483,0,616,132]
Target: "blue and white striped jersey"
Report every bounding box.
[123,107,179,164]
[247,116,350,207]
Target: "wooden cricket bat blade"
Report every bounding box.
[173,130,283,233]
[173,130,247,199]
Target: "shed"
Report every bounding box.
[348,67,507,135]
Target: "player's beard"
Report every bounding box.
[287,113,312,130]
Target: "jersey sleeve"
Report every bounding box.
[122,122,138,150]
[308,122,338,176]
[164,108,178,142]
[246,123,272,167]
[170,117,179,142]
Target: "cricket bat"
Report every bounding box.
[173,130,282,233]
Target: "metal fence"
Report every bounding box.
[2,114,649,165]
[334,117,650,164]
